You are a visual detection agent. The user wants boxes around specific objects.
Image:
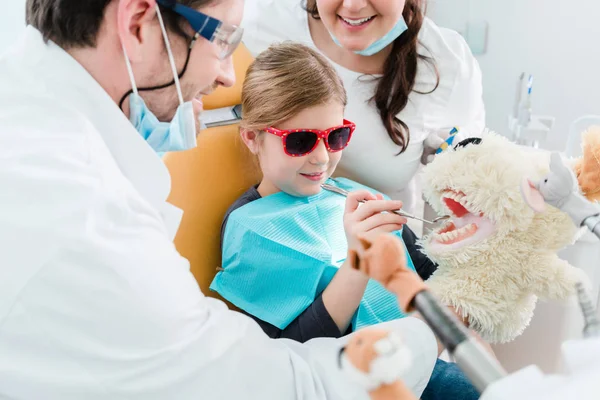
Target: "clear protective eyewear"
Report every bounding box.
[156,0,244,59]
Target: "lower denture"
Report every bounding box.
[437,224,477,244]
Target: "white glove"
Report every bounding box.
[421,129,454,165]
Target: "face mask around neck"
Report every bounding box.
[329,16,408,56]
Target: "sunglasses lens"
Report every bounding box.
[285,131,319,156]
[327,127,351,151]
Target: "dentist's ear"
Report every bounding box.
[117,0,160,62]
[520,177,546,213]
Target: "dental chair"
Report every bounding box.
[163,44,261,303]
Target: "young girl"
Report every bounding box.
[210,43,478,400]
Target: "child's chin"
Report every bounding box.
[293,183,323,197]
[300,187,322,197]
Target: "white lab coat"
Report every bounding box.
[0,27,437,399]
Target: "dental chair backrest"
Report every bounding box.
[163,44,261,304]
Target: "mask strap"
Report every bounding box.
[121,44,139,96]
[155,4,185,106]
[118,41,194,110]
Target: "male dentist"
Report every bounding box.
[0,1,436,398]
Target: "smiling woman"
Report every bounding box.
[311,0,408,57]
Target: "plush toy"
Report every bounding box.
[419,131,591,343]
[339,328,416,400]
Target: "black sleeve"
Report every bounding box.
[402,226,438,281]
[220,186,262,249]
[242,294,349,343]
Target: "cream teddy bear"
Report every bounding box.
[420,131,588,343]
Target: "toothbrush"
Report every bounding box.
[527,74,533,95]
[435,127,460,154]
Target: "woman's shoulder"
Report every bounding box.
[242,0,313,57]
[415,17,481,90]
[411,17,484,127]
[418,17,475,69]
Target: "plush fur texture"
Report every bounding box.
[420,131,587,343]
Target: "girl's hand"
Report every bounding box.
[343,190,407,256]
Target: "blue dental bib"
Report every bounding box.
[210,178,416,330]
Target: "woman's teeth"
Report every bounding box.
[340,16,375,26]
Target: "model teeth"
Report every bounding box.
[442,191,478,215]
[434,223,477,244]
[342,16,374,26]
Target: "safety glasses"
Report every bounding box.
[265,120,356,157]
[156,0,244,59]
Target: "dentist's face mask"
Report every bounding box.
[121,5,197,153]
[127,92,196,153]
[329,16,408,56]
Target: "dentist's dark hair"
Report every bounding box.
[26,0,213,49]
[303,0,439,154]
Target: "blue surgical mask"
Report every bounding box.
[330,16,408,56]
[121,4,197,154]
[127,93,196,152]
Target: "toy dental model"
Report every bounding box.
[420,132,586,343]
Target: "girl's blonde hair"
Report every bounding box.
[241,42,347,132]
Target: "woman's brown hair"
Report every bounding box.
[304,0,439,154]
[241,42,347,132]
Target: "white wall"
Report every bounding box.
[0,0,26,55]
[428,0,600,151]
